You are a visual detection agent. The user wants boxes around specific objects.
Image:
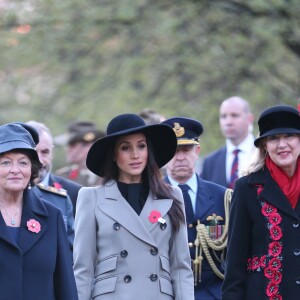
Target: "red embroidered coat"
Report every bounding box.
[222,167,300,300]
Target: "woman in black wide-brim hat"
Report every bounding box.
[222,105,300,300]
[73,113,194,300]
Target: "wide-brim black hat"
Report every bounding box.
[86,113,177,176]
[0,123,40,163]
[254,105,300,147]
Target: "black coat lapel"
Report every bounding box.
[248,168,298,220]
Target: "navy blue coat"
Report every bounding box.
[201,146,227,188]
[222,168,300,300]
[165,175,226,300]
[0,189,78,300]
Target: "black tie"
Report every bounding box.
[178,184,194,223]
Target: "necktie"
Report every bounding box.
[178,184,194,223]
[229,149,240,189]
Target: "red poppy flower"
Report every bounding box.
[262,203,277,217]
[27,219,41,233]
[251,256,260,270]
[53,182,63,189]
[255,184,264,195]
[268,257,282,271]
[272,270,282,285]
[270,294,282,300]
[268,213,282,226]
[266,282,279,297]
[270,225,283,241]
[148,210,161,223]
[264,267,275,279]
[69,169,78,179]
[268,241,282,257]
[260,255,267,268]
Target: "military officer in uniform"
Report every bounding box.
[25,121,81,216]
[33,183,74,251]
[163,117,229,300]
[55,121,105,186]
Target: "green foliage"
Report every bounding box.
[0,0,299,166]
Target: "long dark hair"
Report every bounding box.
[101,136,185,231]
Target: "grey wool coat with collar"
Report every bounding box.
[73,180,194,300]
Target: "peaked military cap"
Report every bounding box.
[55,121,105,146]
[162,117,203,145]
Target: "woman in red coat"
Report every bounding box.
[222,105,300,300]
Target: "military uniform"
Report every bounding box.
[163,117,229,300]
[33,183,75,251]
[54,121,105,187]
[56,164,101,186]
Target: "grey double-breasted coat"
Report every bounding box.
[73,180,194,300]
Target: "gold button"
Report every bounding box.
[188,242,194,248]
[188,224,193,228]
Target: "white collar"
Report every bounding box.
[167,173,198,194]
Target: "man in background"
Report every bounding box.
[25,121,81,216]
[55,121,104,187]
[163,117,227,300]
[200,96,255,188]
[22,121,79,249]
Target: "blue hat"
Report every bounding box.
[254,105,300,147]
[86,114,177,176]
[162,117,203,145]
[0,123,40,163]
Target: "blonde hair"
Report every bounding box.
[242,142,266,176]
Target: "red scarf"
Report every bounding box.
[266,156,300,208]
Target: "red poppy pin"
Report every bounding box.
[148,210,166,224]
[53,182,62,189]
[298,103,300,116]
[27,219,41,233]
[148,210,161,223]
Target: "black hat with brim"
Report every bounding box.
[86,113,177,177]
[254,105,300,147]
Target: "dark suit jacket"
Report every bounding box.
[49,173,82,216]
[165,174,226,300]
[222,168,300,300]
[201,146,228,188]
[0,189,78,300]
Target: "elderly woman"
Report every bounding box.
[222,105,300,300]
[0,123,78,300]
[73,113,194,300]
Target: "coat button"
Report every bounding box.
[150,247,158,255]
[120,250,128,258]
[294,249,300,256]
[150,274,158,281]
[124,275,131,283]
[296,280,300,285]
[293,222,299,228]
[160,222,167,230]
[113,222,121,230]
